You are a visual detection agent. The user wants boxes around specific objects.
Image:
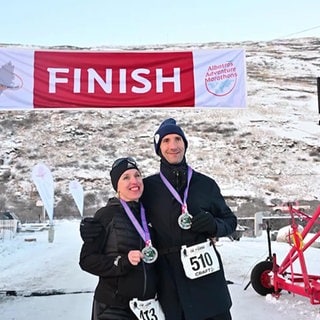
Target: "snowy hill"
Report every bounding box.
[0,37,320,221]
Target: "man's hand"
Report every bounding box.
[80,217,103,242]
[191,211,217,235]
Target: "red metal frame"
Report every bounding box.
[270,204,320,304]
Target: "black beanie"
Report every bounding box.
[110,157,140,191]
[153,118,188,155]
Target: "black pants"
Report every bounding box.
[206,309,232,320]
[91,299,136,320]
[178,309,232,320]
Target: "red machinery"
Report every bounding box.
[250,204,320,304]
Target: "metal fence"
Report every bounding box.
[0,220,18,240]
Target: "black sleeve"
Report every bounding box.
[79,208,133,277]
[210,181,238,238]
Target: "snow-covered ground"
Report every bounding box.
[1,218,320,319]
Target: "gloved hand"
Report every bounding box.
[80,217,103,242]
[191,211,217,235]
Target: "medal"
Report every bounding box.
[160,166,194,230]
[120,200,158,264]
[178,212,193,229]
[142,242,158,263]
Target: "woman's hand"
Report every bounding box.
[128,250,143,265]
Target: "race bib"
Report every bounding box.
[129,297,165,320]
[180,239,220,279]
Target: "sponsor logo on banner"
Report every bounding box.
[205,61,238,96]
[0,49,34,109]
[0,61,23,92]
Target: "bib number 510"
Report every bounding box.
[190,252,214,270]
[181,240,220,279]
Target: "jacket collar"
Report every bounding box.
[159,157,188,192]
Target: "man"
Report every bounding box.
[81,118,237,320]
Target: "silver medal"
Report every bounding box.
[142,245,158,263]
[178,212,193,230]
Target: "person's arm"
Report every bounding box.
[79,207,135,277]
[79,225,134,277]
[79,217,104,242]
[191,180,237,238]
[210,199,237,238]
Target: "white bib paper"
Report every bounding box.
[180,239,220,279]
[129,297,165,320]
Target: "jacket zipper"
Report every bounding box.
[142,238,147,297]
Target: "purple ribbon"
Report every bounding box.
[119,199,151,245]
[159,166,193,213]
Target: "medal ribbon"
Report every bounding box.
[119,200,151,245]
[159,166,193,213]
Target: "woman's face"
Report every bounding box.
[117,168,144,201]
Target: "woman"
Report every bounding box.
[79,157,163,320]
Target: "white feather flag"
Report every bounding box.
[69,180,84,216]
[31,163,54,224]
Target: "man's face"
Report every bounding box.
[159,133,185,164]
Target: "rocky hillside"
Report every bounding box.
[1,37,320,222]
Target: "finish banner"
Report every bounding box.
[0,48,247,109]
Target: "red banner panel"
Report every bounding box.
[33,51,195,108]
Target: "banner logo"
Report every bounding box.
[205,61,237,96]
[0,62,23,94]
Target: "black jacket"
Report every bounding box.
[141,160,237,320]
[79,197,157,307]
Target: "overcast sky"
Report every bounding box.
[3,0,320,47]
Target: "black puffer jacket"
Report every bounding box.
[79,197,158,307]
[141,159,237,320]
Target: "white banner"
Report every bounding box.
[69,180,84,216]
[31,163,54,224]
[0,48,34,110]
[193,49,247,108]
[0,48,246,109]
